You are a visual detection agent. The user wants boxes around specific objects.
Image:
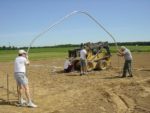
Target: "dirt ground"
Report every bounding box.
[0,53,150,113]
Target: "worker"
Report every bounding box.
[80,46,87,75]
[64,58,73,73]
[14,50,37,107]
[117,46,133,78]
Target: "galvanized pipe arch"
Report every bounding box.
[27,11,118,53]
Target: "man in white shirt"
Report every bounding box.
[117,46,133,78]
[14,50,37,107]
[64,58,73,72]
[80,46,87,75]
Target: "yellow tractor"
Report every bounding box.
[68,42,111,71]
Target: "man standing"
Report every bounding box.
[117,46,133,78]
[80,46,87,75]
[14,50,37,107]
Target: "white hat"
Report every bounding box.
[121,46,126,50]
[18,49,27,54]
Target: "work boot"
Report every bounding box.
[120,75,126,78]
[128,75,133,77]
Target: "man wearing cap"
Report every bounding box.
[117,46,133,78]
[14,50,37,107]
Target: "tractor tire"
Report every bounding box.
[73,60,80,70]
[96,60,107,70]
[87,61,95,71]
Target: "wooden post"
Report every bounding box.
[17,85,19,102]
[32,81,35,101]
[7,73,9,102]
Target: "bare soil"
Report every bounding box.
[0,53,150,113]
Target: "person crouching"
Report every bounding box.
[64,58,73,73]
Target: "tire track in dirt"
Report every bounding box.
[106,77,150,113]
[102,89,128,113]
[101,80,142,113]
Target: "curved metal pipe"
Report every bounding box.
[27,11,118,53]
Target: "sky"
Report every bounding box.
[0,0,150,47]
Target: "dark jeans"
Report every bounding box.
[64,65,73,73]
[123,60,132,76]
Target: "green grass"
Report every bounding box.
[0,46,150,62]
[0,47,75,62]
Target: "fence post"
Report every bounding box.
[7,73,9,102]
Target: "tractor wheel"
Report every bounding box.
[87,61,95,71]
[73,60,80,70]
[96,60,107,70]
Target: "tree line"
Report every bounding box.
[0,41,149,50]
[109,41,150,46]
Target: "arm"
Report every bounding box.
[26,59,30,65]
[117,50,124,57]
[24,54,30,65]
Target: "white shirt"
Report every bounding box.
[64,60,71,69]
[80,49,87,60]
[14,56,29,73]
[123,48,132,60]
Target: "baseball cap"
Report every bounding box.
[121,46,126,50]
[18,49,27,54]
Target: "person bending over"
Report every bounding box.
[117,46,133,78]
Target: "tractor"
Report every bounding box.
[68,41,111,71]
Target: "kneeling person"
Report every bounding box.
[64,58,73,73]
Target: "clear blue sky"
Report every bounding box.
[0,0,150,47]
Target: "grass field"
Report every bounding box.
[0,46,150,62]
